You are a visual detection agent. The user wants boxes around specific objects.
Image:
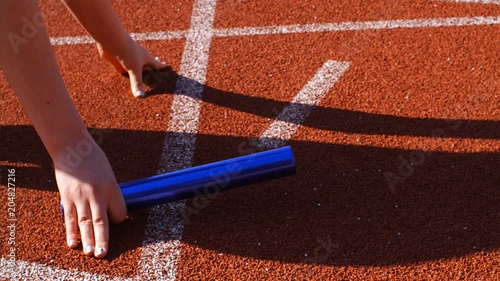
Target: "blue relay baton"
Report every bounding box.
[61,146,295,213]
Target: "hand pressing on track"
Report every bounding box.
[96,39,167,98]
[53,137,126,258]
[60,0,167,98]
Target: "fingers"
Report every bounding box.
[128,55,167,98]
[90,202,109,258]
[128,66,145,98]
[71,198,118,258]
[76,203,95,256]
[108,184,127,224]
[63,201,79,249]
[62,189,125,258]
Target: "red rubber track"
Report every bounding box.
[1,0,499,280]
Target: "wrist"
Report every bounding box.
[47,128,99,169]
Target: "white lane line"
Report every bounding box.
[440,0,500,5]
[214,16,500,37]
[258,60,351,149]
[49,31,186,46]
[48,16,500,46]
[50,35,94,45]
[136,0,217,280]
[0,258,133,281]
[131,31,187,41]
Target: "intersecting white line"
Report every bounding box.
[136,0,217,280]
[258,60,351,149]
[49,16,500,46]
[0,258,133,281]
[213,16,500,37]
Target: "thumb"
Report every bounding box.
[107,184,127,224]
[128,67,146,98]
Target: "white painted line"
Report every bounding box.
[440,0,500,5]
[50,35,94,45]
[0,258,133,281]
[49,16,500,46]
[49,31,187,46]
[258,60,351,148]
[137,0,217,280]
[214,16,500,37]
[131,31,187,41]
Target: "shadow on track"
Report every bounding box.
[1,124,498,266]
[142,66,499,140]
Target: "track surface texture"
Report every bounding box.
[1,0,499,280]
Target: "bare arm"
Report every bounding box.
[60,0,130,56]
[0,0,86,152]
[0,0,126,258]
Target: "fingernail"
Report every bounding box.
[85,245,94,254]
[68,239,77,247]
[134,90,146,98]
[95,247,105,256]
[155,56,160,61]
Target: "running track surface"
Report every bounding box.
[1,0,499,280]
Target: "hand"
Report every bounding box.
[97,38,167,98]
[52,137,126,258]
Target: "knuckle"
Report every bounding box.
[93,216,108,226]
[78,216,93,225]
[65,215,77,224]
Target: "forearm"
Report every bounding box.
[0,0,89,157]
[61,0,131,56]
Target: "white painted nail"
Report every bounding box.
[134,90,146,98]
[68,239,77,247]
[95,248,105,256]
[155,57,160,61]
[85,245,94,254]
